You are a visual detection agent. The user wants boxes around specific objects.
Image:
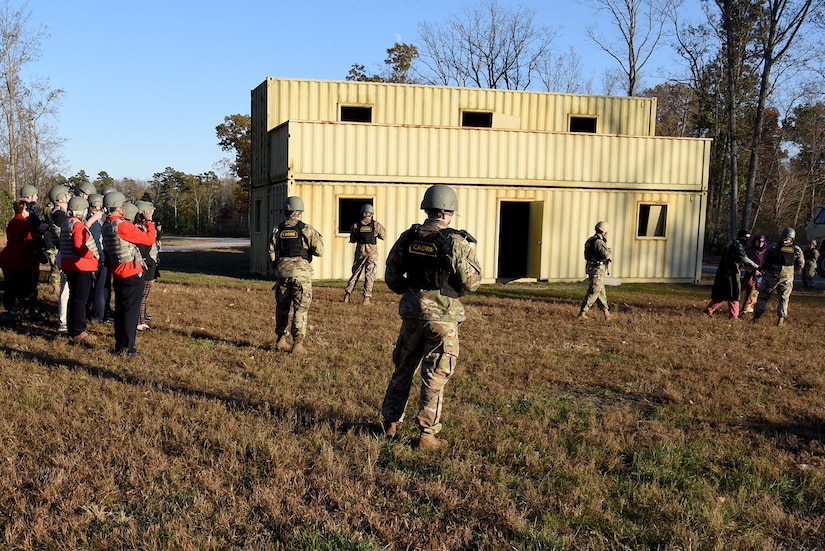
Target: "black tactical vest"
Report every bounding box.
[400,226,463,298]
[277,220,309,259]
[356,220,377,245]
[766,244,796,267]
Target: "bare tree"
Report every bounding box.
[536,46,593,94]
[417,0,559,90]
[586,0,680,96]
[0,0,63,198]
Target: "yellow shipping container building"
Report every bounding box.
[250,77,711,283]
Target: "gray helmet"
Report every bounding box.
[101,186,118,195]
[67,196,89,214]
[48,184,71,203]
[102,191,126,209]
[781,227,796,242]
[135,200,154,213]
[284,196,304,213]
[122,202,138,222]
[19,184,38,199]
[420,184,458,212]
[88,193,104,208]
[361,203,375,215]
[595,221,609,234]
[76,181,96,196]
[811,240,818,247]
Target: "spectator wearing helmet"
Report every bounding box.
[753,227,804,326]
[86,193,109,323]
[0,200,42,313]
[705,229,759,319]
[802,240,819,290]
[133,200,159,330]
[343,203,387,306]
[267,196,324,354]
[46,184,72,332]
[101,192,157,357]
[59,196,102,344]
[577,221,613,320]
[381,184,482,449]
[75,181,97,199]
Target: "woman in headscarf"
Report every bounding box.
[739,234,767,317]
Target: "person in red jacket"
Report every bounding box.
[0,200,41,313]
[59,196,104,344]
[101,193,156,357]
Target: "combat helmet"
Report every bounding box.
[67,196,89,214]
[135,200,154,213]
[361,203,375,215]
[284,196,304,213]
[122,202,138,222]
[101,186,118,195]
[781,227,796,243]
[76,181,96,196]
[19,184,38,199]
[48,184,71,203]
[103,191,126,209]
[595,221,609,234]
[88,193,104,208]
[420,184,458,213]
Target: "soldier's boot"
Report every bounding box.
[751,312,763,323]
[603,309,612,321]
[577,310,588,320]
[417,433,449,449]
[363,297,371,306]
[290,341,308,355]
[343,292,351,304]
[276,334,291,352]
[382,419,398,437]
[776,316,785,327]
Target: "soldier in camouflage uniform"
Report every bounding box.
[343,203,387,306]
[802,240,819,290]
[381,184,482,449]
[577,221,612,320]
[753,227,804,326]
[268,196,324,355]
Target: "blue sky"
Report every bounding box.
[29,0,702,182]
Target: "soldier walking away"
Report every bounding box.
[578,221,612,320]
[268,196,324,354]
[380,184,482,449]
[343,203,387,306]
[705,229,759,319]
[753,227,804,326]
[802,240,819,290]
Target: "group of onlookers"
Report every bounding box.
[0,183,160,356]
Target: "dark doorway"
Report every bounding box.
[498,202,530,279]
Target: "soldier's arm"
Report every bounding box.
[453,236,482,293]
[384,236,409,294]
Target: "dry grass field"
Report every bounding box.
[1,246,824,550]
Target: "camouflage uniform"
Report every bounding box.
[381,218,482,436]
[579,233,612,315]
[802,245,819,289]
[754,239,804,321]
[268,217,323,345]
[344,216,387,298]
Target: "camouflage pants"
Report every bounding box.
[381,318,459,435]
[754,272,793,319]
[274,277,313,343]
[802,261,816,288]
[580,274,608,313]
[46,249,61,290]
[344,253,377,297]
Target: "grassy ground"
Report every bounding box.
[1,246,824,550]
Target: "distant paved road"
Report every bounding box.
[161,237,250,252]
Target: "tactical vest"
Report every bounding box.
[277,220,309,259]
[766,244,797,267]
[356,220,377,245]
[102,218,143,266]
[584,235,607,262]
[59,217,100,261]
[400,226,463,298]
[803,248,817,262]
[44,208,63,250]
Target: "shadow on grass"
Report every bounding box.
[160,247,258,279]
[745,416,825,446]
[1,342,382,438]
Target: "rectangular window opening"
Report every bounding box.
[638,204,668,238]
[570,116,597,133]
[338,198,374,233]
[340,105,372,123]
[461,111,493,128]
[813,208,825,225]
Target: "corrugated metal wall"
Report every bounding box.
[259,77,655,136]
[250,181,706,284]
